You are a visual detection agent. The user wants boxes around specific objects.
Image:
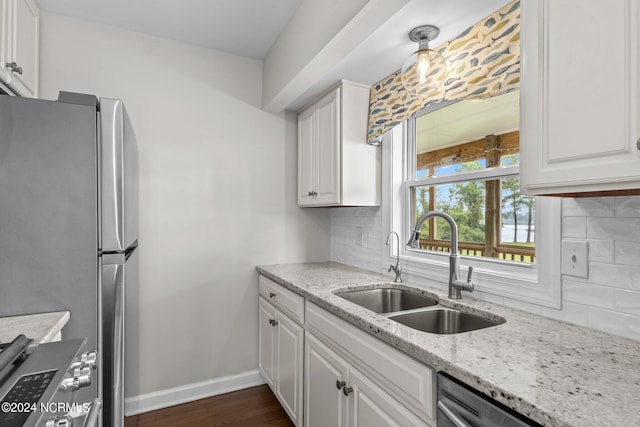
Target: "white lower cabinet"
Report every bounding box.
[304,332,349,427]
[349,368,425,427]
[259,297,304,426]
[304,332,426,427]
[305,302,435,427]
[259,299,277,387]
[258,276,435,427]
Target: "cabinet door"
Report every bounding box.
[258,298,276,388]
[314,87,341,205]
[304,332,349,427]
[348,369,426,427]
[11,0,37,96]
[0,0,9,85]
[520,0,640,194]
[275,312,304,426]
[298,106,315,205]
[2,0,38,97]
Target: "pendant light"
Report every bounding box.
[400,25,447,100]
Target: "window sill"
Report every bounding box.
[396,250,560,308]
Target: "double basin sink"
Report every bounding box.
[335,287,505,334]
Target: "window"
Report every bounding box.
[381,90,561,308]
[406,90,536,264]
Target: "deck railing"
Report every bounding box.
[417,239,535,263]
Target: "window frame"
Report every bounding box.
[381,116,561,308]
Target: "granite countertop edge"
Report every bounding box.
[0,311,71,345]
[257,262,640,427]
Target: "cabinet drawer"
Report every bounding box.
[259,275,304,324]
[305,303,434,424]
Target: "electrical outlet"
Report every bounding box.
[356,227,364,247]
[561,240,588,278]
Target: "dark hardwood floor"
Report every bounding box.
[124,385,294,427]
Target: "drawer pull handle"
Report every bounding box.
[342,386,353,396]
[269,292,276,298]
[268,318,278,327]
[5,62,22,75]
[336,380,346,390]
[308,191,318,196]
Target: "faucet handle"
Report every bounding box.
[467,266,474,283]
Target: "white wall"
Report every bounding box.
[331,197,640,342]
[39,11,330,405]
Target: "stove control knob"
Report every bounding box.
[62,366,92,391]
[80,351,97,369]
[74,366,92,388]
[45,415,73,427]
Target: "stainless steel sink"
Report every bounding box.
[335,288,438,314]
[388,307,504,334]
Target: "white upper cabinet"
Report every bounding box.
[298,81,381,207]
[0,0,39,97]
[520,0,640,195]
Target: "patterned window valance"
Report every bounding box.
[367,0,520,144]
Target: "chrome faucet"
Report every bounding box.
[407,211,474,299]
[386,231,402,283]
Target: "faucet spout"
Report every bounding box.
[407,211,458,254]
[386,231,402,283]
[407,211,473,299]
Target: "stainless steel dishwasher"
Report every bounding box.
[437,372,542,427]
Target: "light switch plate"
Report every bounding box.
[561,240,589,278]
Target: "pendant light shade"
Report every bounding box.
[400,25,447,100]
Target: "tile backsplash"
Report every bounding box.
[330,196,640,341]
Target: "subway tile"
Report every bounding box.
[562,279,614,309]
[540,301,588,326]
[563,197,615,217]
[614,289,640,316]
[587,239,614,264]
[587,307,640,341]
[615,196,640,218]
[468,289,505,305]
[587,217,640,242]
[588,262,640,290]
[501,296,542,315]
[562,217,587,238]
[614,241,640,267]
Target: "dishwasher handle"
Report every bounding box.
[438,400,473,427]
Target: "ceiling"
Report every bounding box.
[36,0,512,111]
[36,0,303,59]
[416,90,520,154]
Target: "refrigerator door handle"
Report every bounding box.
[113,263,125,426]
[101,254,128,427]
[125,240,138,260]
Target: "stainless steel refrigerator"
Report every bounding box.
[0,92,138,427]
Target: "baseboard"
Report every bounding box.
[124,369,267,416]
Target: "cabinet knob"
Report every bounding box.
[336,380,346,390]
[308,191,318,197]
[268,318,278,327]
[342,386,353,396]
[5,62,22,75]
[269,292,276,298]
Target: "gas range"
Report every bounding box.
[0,335,100,427]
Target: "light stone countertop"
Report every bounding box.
[0,311,70,345]
[257,261,640,427]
